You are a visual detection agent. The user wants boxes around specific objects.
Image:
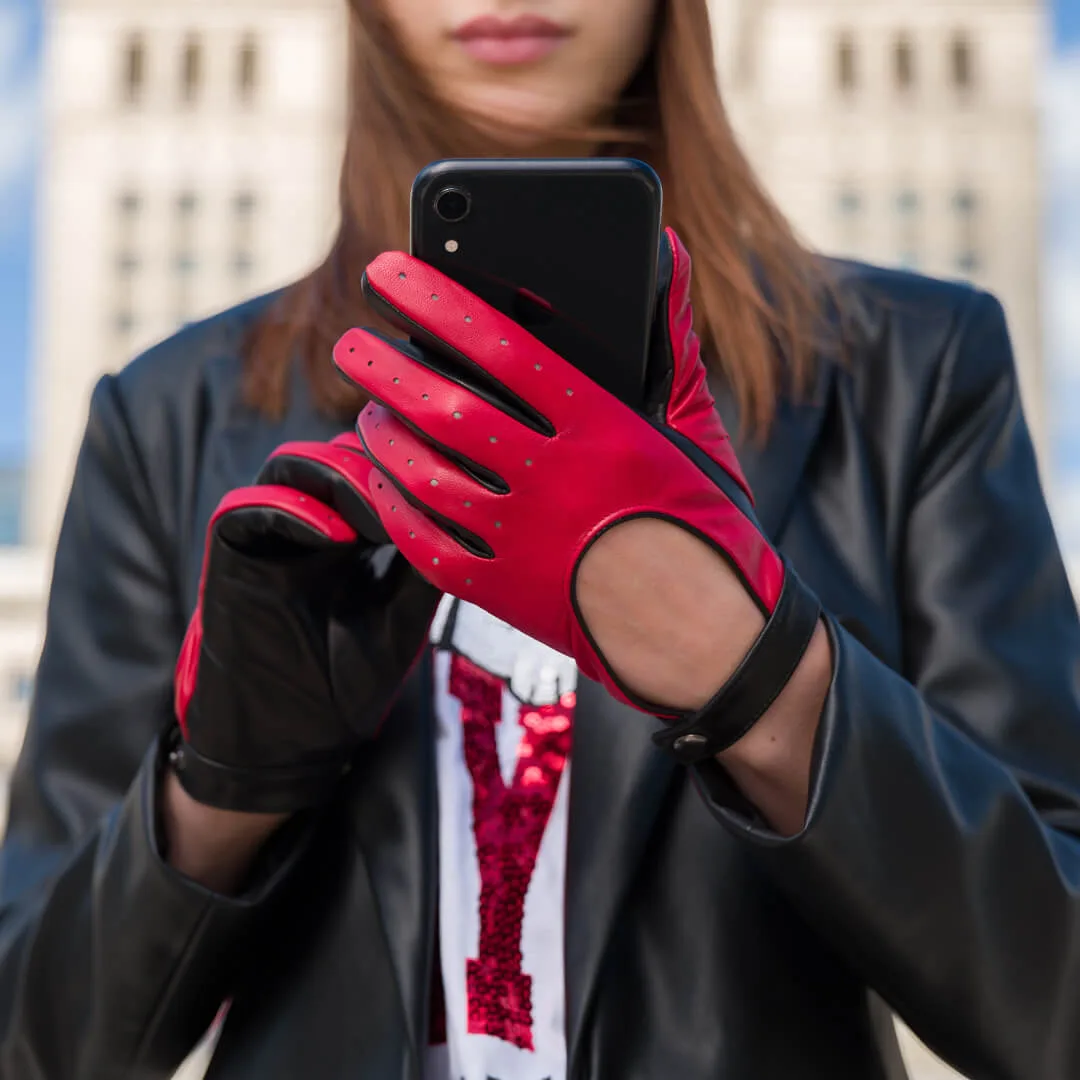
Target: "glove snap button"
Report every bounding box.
[673,733,708,753]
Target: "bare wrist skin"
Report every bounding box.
[161,768,292,896]
[577,518,830,835]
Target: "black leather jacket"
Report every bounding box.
[2,262,1079,1080]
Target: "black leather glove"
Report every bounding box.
[169,432,439,813]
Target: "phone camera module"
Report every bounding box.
[434,187,471,224]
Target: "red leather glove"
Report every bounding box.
[171,433,439,812]
[332,229,820,763]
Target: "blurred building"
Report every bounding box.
[26,0,349,553]
[713,0,1047,466]
[0,467,25,548]
[0,548,48,818]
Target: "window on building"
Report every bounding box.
[835,185,864,257]
[177,191,199,218]
[837,32,857,94]
[10,672,34,705]
[951,33,974,92]
[895,188,920,270]
[232,191,257,282]
[953,188,977,216]
[238,34,258,104]
[838,189,863,216]
[953,187,980,277]
[181,35,202,104]
[116,252,140,276]
[118,190,141,219]
[115,191,142,342]
[956,251,980,274]
[122,33,146,105]
[896,189,920,216]
[894,33,915,92]
[173,191,200,323]
[234,191,256,218]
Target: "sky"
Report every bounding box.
[0,0,38,464]
[1046,0,1080,560]
[1059,0,1080,45]
[0,1,1077,478]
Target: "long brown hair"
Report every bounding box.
[244,0,835,438]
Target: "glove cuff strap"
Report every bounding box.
[167,726,352,814]
[652,566,822,765]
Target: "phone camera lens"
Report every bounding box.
[434,187,471,224]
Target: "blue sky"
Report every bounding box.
[0,1,1077,473]
[0,0,39,464]
[1059,0,1080,44]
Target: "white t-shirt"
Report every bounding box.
[424,597,576,1080]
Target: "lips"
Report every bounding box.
[452,14,571,41]
[451,13,572,65]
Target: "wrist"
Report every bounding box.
[160,767,291,894]
[719,620,832,770]
[577,519,765,711]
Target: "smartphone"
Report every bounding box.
[408,158,663,410]
[352,159,663,547]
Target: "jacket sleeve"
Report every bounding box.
[699,291,1080,1080]
[0,375,305,1079]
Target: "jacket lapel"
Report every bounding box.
[564,361,837,1071]
[712,363,838,541]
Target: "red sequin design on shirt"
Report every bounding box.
[449,653,574,1052]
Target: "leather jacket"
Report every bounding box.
[1,261,1079,1080]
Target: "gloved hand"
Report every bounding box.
[331,229,821,764]
[170,432,440,813]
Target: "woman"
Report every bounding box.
[2,1,1078,1078]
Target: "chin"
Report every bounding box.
[457,85,589,147]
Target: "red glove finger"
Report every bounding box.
[359,404,504,535]
[365,462,490,584]
[335,328,548,480]
[258,433,387,546]
[354,251,595,421]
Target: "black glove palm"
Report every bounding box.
[171,433,439,813]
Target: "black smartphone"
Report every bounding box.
[409,158,663,409]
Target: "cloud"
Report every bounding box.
[1046,253,1080,378]
[1046,46,1080,181]
[0,3,26,78]
[1044,45,1080,556]
[0,1,37,240]
[0,85,35,189]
